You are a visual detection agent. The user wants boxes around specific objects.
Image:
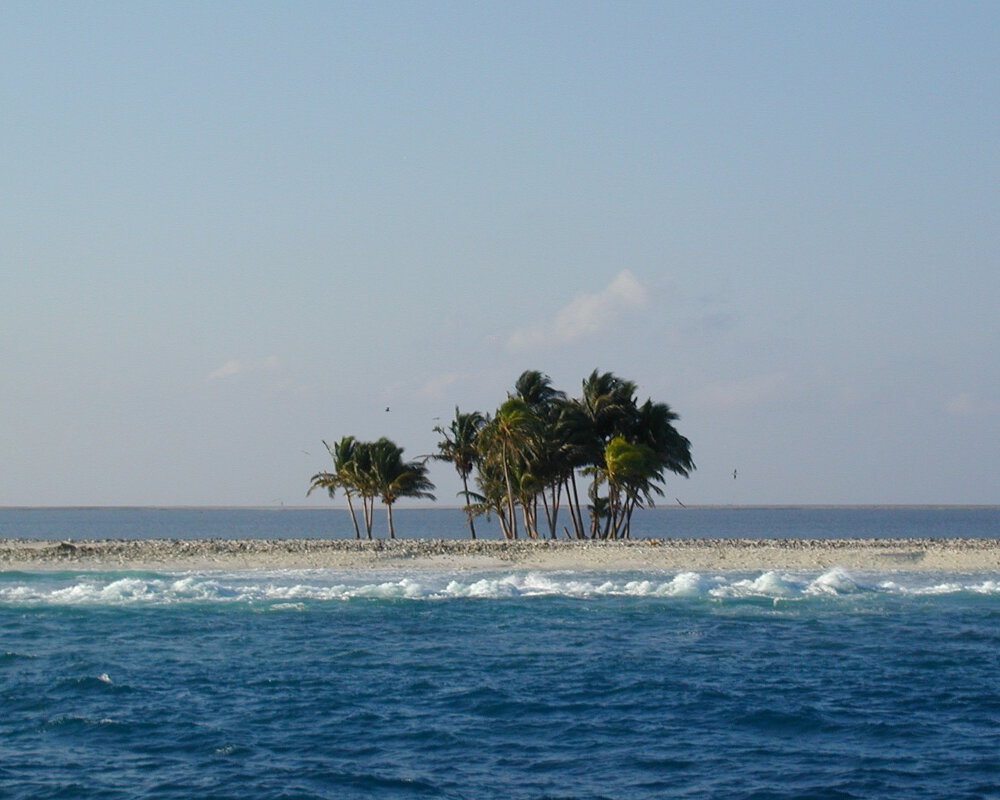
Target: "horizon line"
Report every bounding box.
[2,503,998,512]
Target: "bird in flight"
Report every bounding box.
[733,468,738,480]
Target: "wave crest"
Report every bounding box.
[2,568,999,607]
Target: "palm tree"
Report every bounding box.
[514,371,567,538]
[581,369,637,445]
[576,370,639,536]
[366,437,436,539]
[308,436,362,539]
[575,371,693,538]
[477,398,542,539]
[434,407,486,539]
[633,399,694,479]
[471,453,510,534]
[514,370,566,411]
[552,397,597,538]
[602,436,662,539]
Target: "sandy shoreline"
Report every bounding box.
[2,538,1000,573]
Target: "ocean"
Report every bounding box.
[2,507,999,799]
[4,504,1000,542]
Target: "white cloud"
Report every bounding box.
[944,392,997,417]
[507,269,649,350]
[208,356,280,381]
[208,360,243,380]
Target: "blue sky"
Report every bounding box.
[3,1,998,506]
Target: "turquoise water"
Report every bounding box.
[2,508,999,798]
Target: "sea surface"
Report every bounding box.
[3,504,1000,542]
[2,507,1000,799]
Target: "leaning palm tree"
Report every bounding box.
[580,369,638,444]
[472,455,510,536]
[514,369,566,413]
[366,437,436,539]
[602,435,663,539]
[551,397,596,539]
[477,398,542,539]
[633,398,695,479]
[308,436,362,539]
[434,407,486,539]
[347,440,379,539]
[577,370,642,535]
[514,370,567,538]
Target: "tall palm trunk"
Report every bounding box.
[501,443,518,540]
[461,474,477,539]
[363,497,374,539]
[567,471,586,539]
[543,481,563,539]
[521,501,536,540]
[623,498,636,539]
[345,492,361,539]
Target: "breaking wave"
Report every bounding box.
[2,568,1000,607]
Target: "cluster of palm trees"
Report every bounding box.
[308,437,434,539]
[435,370,694,540]
[311,369,693,541]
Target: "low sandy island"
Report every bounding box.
[2,538,1000,573]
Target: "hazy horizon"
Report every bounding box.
[4,503,999,512]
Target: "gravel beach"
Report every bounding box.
[2,538,999,572]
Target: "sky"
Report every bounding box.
[3,1,998,507]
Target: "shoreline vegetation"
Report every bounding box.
[311,369,695,541]
[3,538,999,573]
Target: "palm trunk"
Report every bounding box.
[363,496,374,539]
[461,474,476,540]
[497,507,513,539]
[540,489,552,538]
[600,493,612,538]
[501,446,518,540]
[567,472,585,539]
[623,498,635,539]
[607,487,624,539]
[606,488,617,539]
[345,492,361,539]
[601,482,618,539]
[522,502,536,540]
[590,491,602,539]
[544,482,562,540]
[386,502,395,539]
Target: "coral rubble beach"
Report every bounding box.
[1,538,999,573]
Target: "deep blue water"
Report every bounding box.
[2,508,1000,799]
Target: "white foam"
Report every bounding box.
[880,577,1000,597]
[666,571,713,597]
[3,567,1000,606]
[805,568,862,596]
[911,582,965,596]
[710,571,801,599]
